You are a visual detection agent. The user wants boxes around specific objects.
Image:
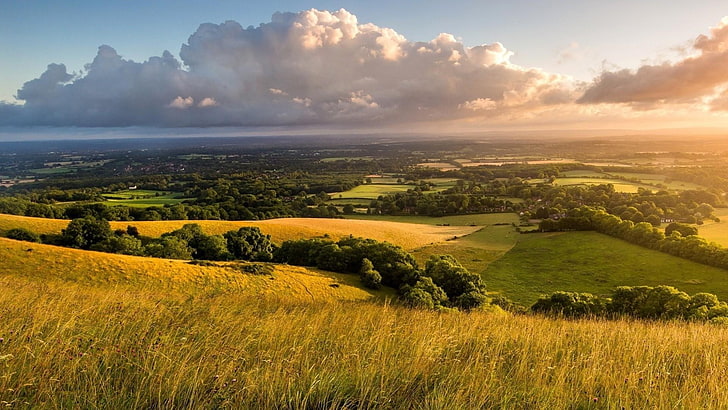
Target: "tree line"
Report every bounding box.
[532,286,728,323]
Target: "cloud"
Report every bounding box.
[1,8,573,127]
[579,17,728,107]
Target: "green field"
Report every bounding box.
[552,177,654,193]
[484,231,728,304]
[102,189,189,208]
[559,170,707,191]
[330,178,459,200]
[606,171,707,190]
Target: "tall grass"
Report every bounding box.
[1,274,727,408]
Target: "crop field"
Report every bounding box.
[484,231,728,304]
[1,270,727,408]
[0,237,384,302]
[0,214,479,251]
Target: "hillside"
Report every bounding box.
[0,271,726,408]
[0,213,479,251]
[484,231,728,303]
[0,237,386,302]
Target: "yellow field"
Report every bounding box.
[0,237,384,302]
[696,207,728,247]
[1,273,727,408]
[0,213,479,250]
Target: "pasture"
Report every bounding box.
[484,231,728,304]
[695,207,728,247]
[102,189,189,208]
[328,178,459,200]
[552,176,654,193]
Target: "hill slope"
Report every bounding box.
[0,237,384,302]
[0,213,478,250]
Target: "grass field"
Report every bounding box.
[329,184,413,199]
[0,214,479,251]
[345,212,519,226]
[552,177,654,193]
[484,231,728,304]
[0,237,386,302]
[695,207,728,247]
[559,170,707,191]
[1,270,727,407]
[329,178,458,200]
[101,189,189,208]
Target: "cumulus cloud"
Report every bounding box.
[1,8,574,127]
[579,17,728,108]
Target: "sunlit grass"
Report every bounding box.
[0,214,479,251]
[0,273,727,408]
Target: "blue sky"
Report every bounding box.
[1,1,727,132]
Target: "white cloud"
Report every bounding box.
[1,8,573,127]
[197,97,218,107]
[169,96,194,109]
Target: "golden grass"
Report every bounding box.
[0,213,479,251]
[0,237,382,302]
[1,274,727,408]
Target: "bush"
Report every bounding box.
[400,277,448,309]
[5,228,40,243]
[531,291,606,318]
[359,258,382,290]
[423,255,486,308]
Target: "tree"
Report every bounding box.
[61,217,113,249]
[664,222,698,237]
[195,235,231,261]
[342,204,356,214]
[144,236,193,260]
[359,258,382,289]
[223,227,274,261]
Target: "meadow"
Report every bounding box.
[328,178,459,200]
[551,176,654,193]
[1,270,727,408]
[101,189,189,208]
[483,231,728,303]
[0,213,479,251]
[692,207,728,247]
[0,237,385,302]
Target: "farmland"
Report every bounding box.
[483,231,728,304]
[101,189,189,208]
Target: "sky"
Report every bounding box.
[1,0,728,135]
